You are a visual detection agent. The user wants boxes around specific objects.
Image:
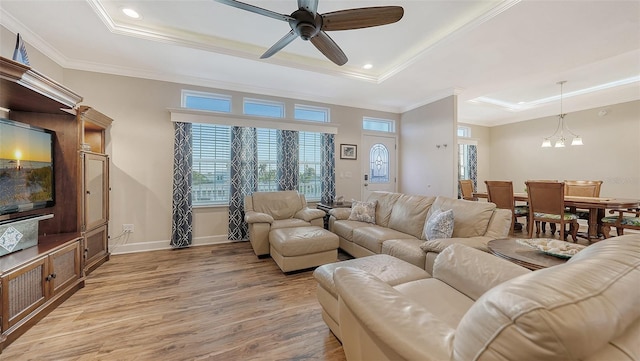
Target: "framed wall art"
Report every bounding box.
[340,144,357,160]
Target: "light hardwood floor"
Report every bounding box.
[1,242,346,361]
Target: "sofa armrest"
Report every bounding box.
[335,267,454,361]
[329,208,351,220]
[294,208,325,222]
[432,243,530,300]
[244,211,274,224]
[420,236,492,253]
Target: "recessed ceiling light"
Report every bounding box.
[362,64,373,70]
[122,8,140,19]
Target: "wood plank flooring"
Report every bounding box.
[1,242,346,361]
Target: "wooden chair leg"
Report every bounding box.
[535,221,541,237]
[570,221,578,242]
[601,224,611,239]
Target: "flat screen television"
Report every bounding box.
[0,118,55,215]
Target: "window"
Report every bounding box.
[299,132,322,200]
[295,104,329,122]
[257,128,278,192]
[363,117,395,132]
[186,95,327,206]
[369,143,389,183]
[458,126,471,138]
[182,90,231,112]
[244,98,285,118]
[191,124,231,205]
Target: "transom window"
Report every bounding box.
[182,90,231,112]
[244,98,285,118]
[295,104,330,122]
[363,117,395,133]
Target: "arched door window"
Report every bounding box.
[369,143,389,183]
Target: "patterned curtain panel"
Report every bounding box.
[469,144,478,192]
[229,127,258,241]
[277,130,299,191]
[171,122,193,249]
[320,133,336,204]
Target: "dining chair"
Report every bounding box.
[485,180,528,236]
[526,180,559,234]
[564,180,603,237]
[525,181,578,242]
[459,179,477,201]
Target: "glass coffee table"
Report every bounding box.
[487,239,568,270]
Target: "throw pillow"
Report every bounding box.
[423,209,454,240]
[348,200,377,224]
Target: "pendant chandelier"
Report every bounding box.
[541,81,583,148]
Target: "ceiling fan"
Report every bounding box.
[214,0,404,66]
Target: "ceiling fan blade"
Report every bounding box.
[322,6,404,31]
[298,0,319,16]
[214,0,294,22]
[310,31,348,66]
[260,30,298,59]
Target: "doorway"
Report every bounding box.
[361,134,397,200]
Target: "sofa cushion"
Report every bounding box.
[382,238,426,269]
[394,278,474,329]
[420,237,492,254]
[271,218,311,229]
[430,197,497,238]
[348,200,377,223]
[353,225,416,254]
[367,192,401,228]
[423,209,455,240]
[388,194,436,238]
[331,220,374,241]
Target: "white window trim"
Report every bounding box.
[169,108,338,134]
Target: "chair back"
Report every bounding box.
[459,179,475,201]
[564,180,603,197]
[526,181,565,215]
[485,181,515,211]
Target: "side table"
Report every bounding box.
[317,201,352,229]
[487,239,567,270]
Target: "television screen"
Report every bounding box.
[0,118,55,215]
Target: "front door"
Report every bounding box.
[361,134,396,200]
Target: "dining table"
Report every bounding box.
[473,192,640,239]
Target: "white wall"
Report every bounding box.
[399,96,457,197]
[60,70,398,253]
[480,100,640,198]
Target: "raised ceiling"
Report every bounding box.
[1,0,638,126]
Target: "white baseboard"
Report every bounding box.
[110,234,240,255]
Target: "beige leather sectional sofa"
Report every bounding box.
[334,234,640,361]
[328,191,512,273]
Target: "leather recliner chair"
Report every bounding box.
[244,190,325,256]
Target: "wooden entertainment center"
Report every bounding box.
[0,57,112,351]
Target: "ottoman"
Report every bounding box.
[269,226,339,273]
[312,254,431,341]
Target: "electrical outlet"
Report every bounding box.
[123,224,134,233]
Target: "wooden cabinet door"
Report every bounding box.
[1,257,47,330]
[83,153,109,231]
[84,225,108,274]
[49,241,81,296]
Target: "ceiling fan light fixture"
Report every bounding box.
[541,138,552,147]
